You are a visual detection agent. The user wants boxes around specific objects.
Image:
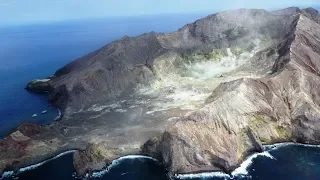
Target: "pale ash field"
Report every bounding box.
[1,7,320,179]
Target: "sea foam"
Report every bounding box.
[0,171,14,179]
[19,150,75,173]
[264,142,320,151]
[54,108,62,121]
[3,144,315,180]
[174,151,275,180]
[91,155,159,178]
[231,151,275,176]
[175,172,231,179]
[0,150,75,179]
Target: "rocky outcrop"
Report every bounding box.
[156,70,320,175]
[73,142,124,175]
[0,122,59,174]
[7,6,320,178]
[29,8,302,115]
[147,10,320,175]
[272,7,320,24]
[25,79,52,93]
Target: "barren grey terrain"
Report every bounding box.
[1,6,320,178]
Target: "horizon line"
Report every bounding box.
[1,5,319,28]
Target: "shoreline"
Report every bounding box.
[2,142,319,179]
[175,142,320,179]
[54,108,62,121]
[0,92,62,139]
[90,155,160,178]
[0,150,76,179]
[3,7,320,179]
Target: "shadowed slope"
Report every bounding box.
[154,12,320,175]
[1,7,320,177]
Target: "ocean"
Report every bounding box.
[0,13,207,137]
[1,9,320,180]
[2,143,320,180]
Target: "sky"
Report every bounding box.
[0,0,319,25]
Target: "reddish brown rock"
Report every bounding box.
[2,7,320,178]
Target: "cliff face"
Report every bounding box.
[3,7,320,177]
[152,10,320,175]
[35,8,298,114]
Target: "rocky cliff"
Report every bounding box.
[2,7,320,178]
[153,8,320,175]
[30,8,298,114]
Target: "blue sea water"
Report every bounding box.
[0,13,207,137]
[2,144,320,180]
[2,9,320,180]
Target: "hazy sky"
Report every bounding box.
[1,0,319,25]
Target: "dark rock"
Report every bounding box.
[73,142,122,175]
[73,142,140,175]
[25,79,52,93]
[141,136,161,159]
[1,7,320,177]
[40,8,299,113]
[15,122,41,137]
[156,11,320,175]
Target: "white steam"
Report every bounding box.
[185,48,254,79]
[136,45,259,114]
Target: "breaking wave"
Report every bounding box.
[175,172,231,179]
[264,142,320,151]
[54,108,62,121]
[91,155,159,178]
[175,143,320,179]
[0,150,75,179]
[2,143,320,179]
[231,151,275,177]
[175,151,275,180]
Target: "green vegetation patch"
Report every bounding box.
[247,114,271,144]
[237,128,249,160]
[248,114,265,127]
[275,125,290,139]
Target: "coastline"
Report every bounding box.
[0,150,75,179]
[2,142,320,179]
[2,7,320,180]
[90,155,160,178]
[174,142,320,179]
[0,106,61,139]
[54,108,62,121]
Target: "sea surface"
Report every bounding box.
[2,143,320,180]
[0,13,207,137]
[2,9,320,180]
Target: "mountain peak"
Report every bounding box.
[271,6,300,16]
[2,7,320,178]
[303,7,319,15]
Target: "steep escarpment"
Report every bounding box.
[49,33,163,113]
[28,8,298,115]
[151,12,320,175]
[0,122,84,176]
[2,7,320,178]
[272,7,320,24]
